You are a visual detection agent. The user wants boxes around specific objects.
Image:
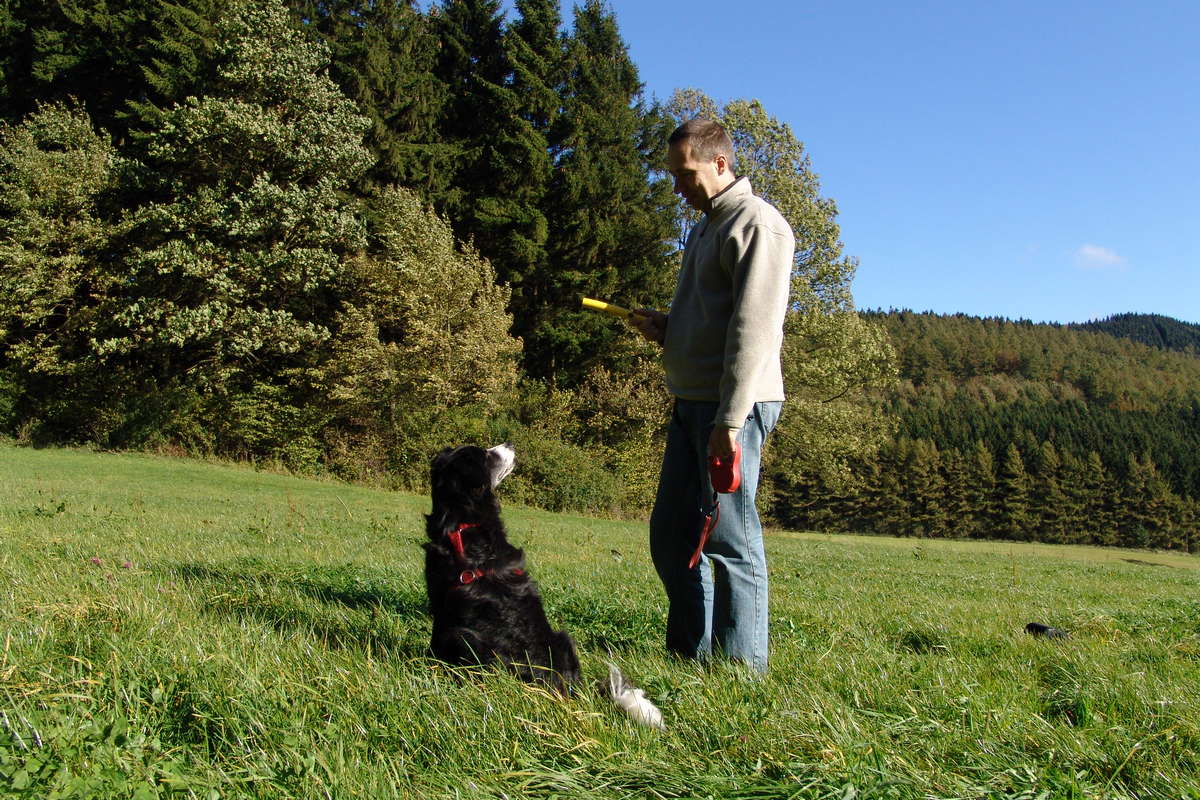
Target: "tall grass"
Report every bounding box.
[1,443,1198,798]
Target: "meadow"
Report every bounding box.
[1,443,1198,799]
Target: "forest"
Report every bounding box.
[779,312,1200,551]
[1,0,1196,549]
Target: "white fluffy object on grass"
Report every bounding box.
[607,662,665,730]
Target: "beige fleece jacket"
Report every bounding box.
[662,177,794,429]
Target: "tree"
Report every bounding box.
[323,187,521,481]
[0,0,374,455]
[0,0,197,138]
[904,439,946,537]
[428,0,553,286]
[964,440,998,537]
[527,0,676,384]
[0,103,124,440]
[1033,440,1069,543]
[998,442,1032,540]
[285,0,444,192]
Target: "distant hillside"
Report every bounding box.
[774,311,1200,551]
[1071,313,1200,355]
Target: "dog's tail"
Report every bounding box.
[606,661,665,730]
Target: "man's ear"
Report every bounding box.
[714,153,729,175]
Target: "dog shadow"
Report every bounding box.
[168,561,430,658]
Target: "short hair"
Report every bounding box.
[668,117,736,172]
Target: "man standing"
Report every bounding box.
[631,118,793,672]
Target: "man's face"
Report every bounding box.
[667,140,728,213]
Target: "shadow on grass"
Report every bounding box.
[169,560,430,658]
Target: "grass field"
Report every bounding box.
[1,442,1199,799]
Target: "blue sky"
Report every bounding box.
[555,0,1199,324]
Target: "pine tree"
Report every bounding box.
[940,447,974,538]
[428,0,553,286]
[869,440,911,537]
[904,439,946,537]
[964,440,998,538]
[1083,451,1118,547]
[528,0,675,384]
[0,0,180,136]
[1033,440,1069,543]
[286,0,444,192]
[498,0,563,299]
[1057,451,1089,544]
[998,442,1032,540]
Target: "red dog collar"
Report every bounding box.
[446,523,523,585]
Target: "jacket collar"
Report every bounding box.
[706,176,751,220]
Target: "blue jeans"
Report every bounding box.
[649,399,782,672]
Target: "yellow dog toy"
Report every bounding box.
[580,296,632,320]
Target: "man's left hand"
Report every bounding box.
[708,426,738,459]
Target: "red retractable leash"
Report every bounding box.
[687,443,741,569]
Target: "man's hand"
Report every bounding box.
[708,426,738,459]
[628,309,667,345]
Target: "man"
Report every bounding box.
[630,118,793,672]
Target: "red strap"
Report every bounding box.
[687,500,720,569]
[447,523,474,563]
[447,524,523,584]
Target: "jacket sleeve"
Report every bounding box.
[715,220,793,428]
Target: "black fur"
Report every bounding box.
[424,445,580,692]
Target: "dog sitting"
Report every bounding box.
[424,443,580,692]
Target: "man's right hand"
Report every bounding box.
[629,309,667,345]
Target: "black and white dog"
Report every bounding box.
[424,443,580,692]
[424,444,663,728]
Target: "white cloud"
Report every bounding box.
[1075,244,1126,270]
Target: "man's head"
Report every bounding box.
[667,118,737,214]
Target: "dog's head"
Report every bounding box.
[429,443,515,518]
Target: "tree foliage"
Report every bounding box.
[0,103,123,437]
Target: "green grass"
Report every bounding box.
[1,442,1199,799]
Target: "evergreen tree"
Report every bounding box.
[869,440,911,537]
[1083,451,1119,547]
[903,439,946,537]
[529,0,675,383]
[499,0,564,305]
[286,0,444,192]
[1033,440,1069,543]
[0,0,185,137]
[940,447,974,538]
[1057,451,1090,544]
[998,442,1032,540]
[427,0,555,297]
[965,439,998,538]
